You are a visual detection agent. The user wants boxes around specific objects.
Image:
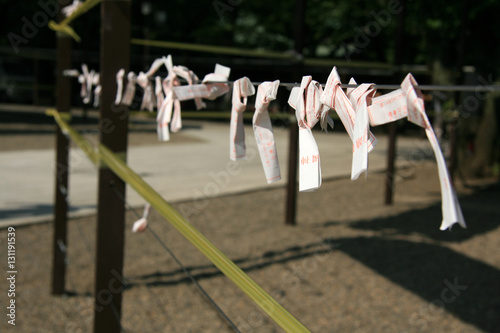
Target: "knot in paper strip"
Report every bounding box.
[173,64,231,104]
[230,77,255,161]
[320,66,377,152]
[253,80,281,183]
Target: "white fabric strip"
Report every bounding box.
[253,80,281,183]
[229,77,255,161]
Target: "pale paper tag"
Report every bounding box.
[351,101,369,180]
[121,71,137,106]
[92,73,100,108]
[253,80,281,183]
[137,72,156,112]
[288,76,328,191]
[230,77,255,160]
[347,79,376,180]
[320,67,377,152]
[298,127,321,192]
[155,76,164,110]
[367,88,407,126]
[132,203,151,233]
[400,74,466,230]
[115,69,125,105]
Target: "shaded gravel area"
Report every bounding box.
[0,107,499,332]
[0,162,499,333]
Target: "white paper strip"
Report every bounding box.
[346,79,376,180]
[367,88,407,126]
[253,80,281,183]
[115,69,125,105]
[121,71,137,106]
[288,76,332,191]
[132,203,151,233]
[229,77,255,160]
[400,74,466,230]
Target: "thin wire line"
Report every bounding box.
[65,70,500,92]
[111,186,241,333]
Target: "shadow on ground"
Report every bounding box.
[124,181,500,332]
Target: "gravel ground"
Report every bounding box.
[1,109,499,332]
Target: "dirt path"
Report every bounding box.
[0,161,499,332]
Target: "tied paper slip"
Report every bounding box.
[320,66,377,152]
[367,74,466,230]
[253,80,281,184]
[172,66,206,110]
[288,76,332,192]
[401,74,466,231]
[173,64,231,104]
[347,79,377,180]
[230,77,255,161]
[121,71,137,106]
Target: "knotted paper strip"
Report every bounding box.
[230,77,255,161]
[121,71,137,106]
[132,203,151,233]
[346,78,376,180]
[289,76,332,191]
[320,66,377,151]
[137,72,156,112]
[253,80,281,183]
[367,73,466,230]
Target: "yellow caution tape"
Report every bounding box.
[47,108,311,333]
[48,0,102,41]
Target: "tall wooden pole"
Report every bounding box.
[285,0,305,225]
[93,1,131,332]
[51,17,72,295]
[384,0,406,205]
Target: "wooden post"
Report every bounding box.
[285,0,305,225]
[93,1,131,332]
[384,122,397,205]
[384,0,406,205]
[51,27,72,295]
